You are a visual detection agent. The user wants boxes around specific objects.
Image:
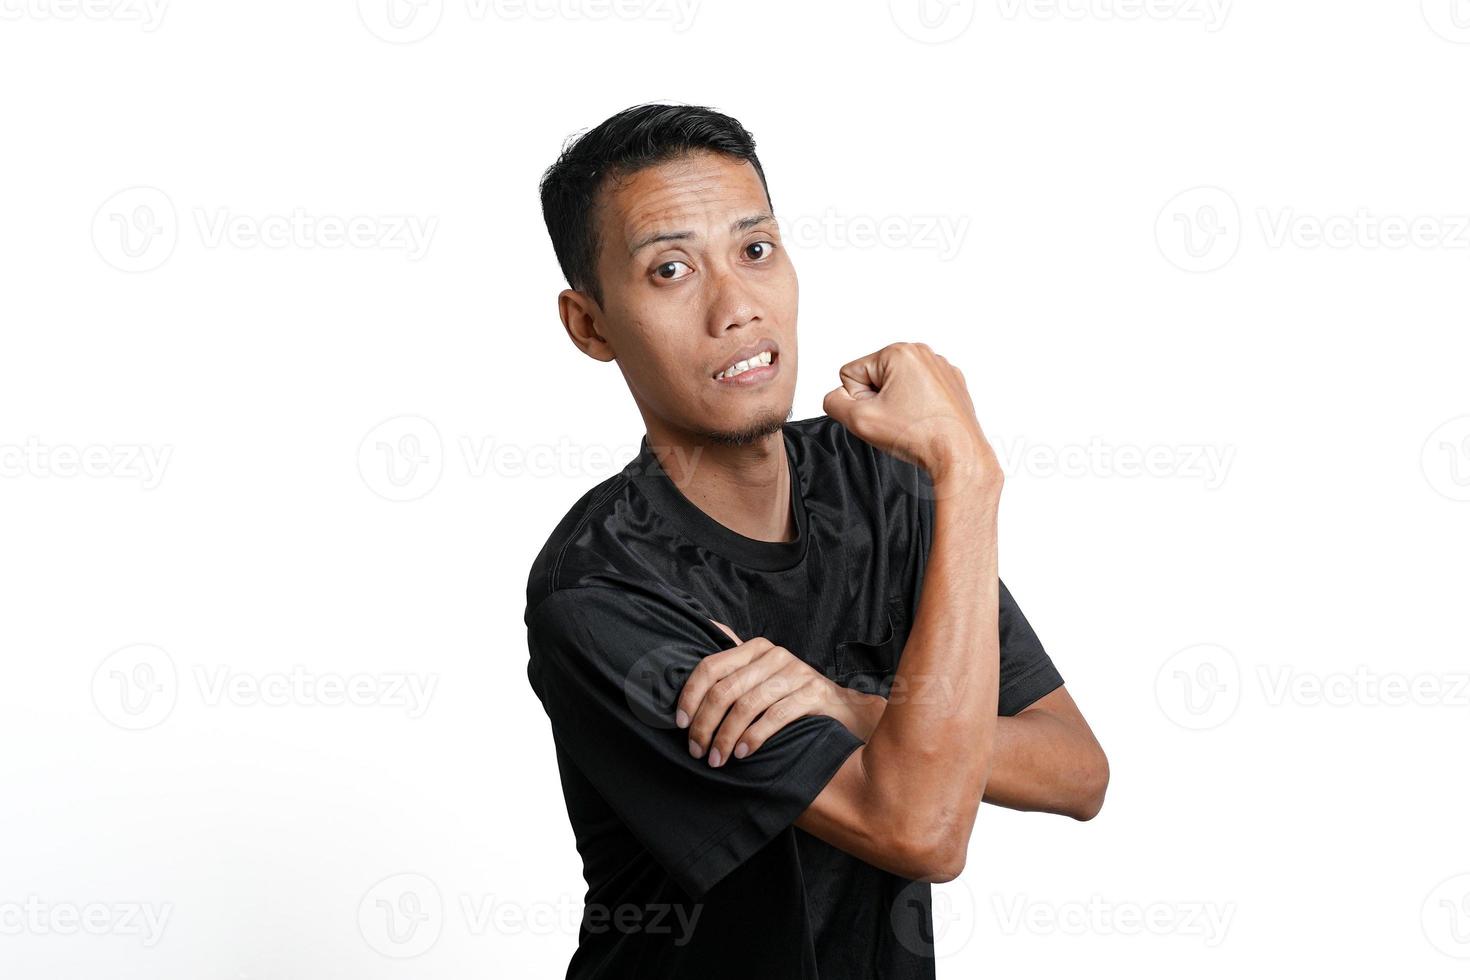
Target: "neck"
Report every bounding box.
[643,420,795,544]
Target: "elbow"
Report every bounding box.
[920,845,967,883]
[1069,746,1110,822]
[893,826,971,883]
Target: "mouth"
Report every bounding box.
[711,341,780,387]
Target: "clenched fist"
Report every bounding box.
[822,342,1002,493]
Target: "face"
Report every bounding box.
[560,150,798,447]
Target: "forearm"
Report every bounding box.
[839,700,1104,820]
[985,712,1106,819]
[856,480,1001,869]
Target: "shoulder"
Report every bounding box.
[787,413,931,511]
[784,413,880,483]
[523,466,639,624]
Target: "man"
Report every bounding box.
[526,102,1108,979]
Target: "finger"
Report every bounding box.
[707,664,808,767]
[822,381,878,429]
[732,690,822,760]
[837,353,883,399]
[685,643,784,760]
[675,637,768,733]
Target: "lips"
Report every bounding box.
[711,338,780,380]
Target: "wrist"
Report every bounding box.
[926,434,1003,499]
[839,689,888,742]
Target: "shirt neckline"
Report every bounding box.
[629,426,809,572]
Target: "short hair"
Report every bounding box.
[539,102,773,309]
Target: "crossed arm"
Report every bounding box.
[671,343,1108,881]
[681,652,1109,822]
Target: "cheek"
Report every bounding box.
[624,328,696,391]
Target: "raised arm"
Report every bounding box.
[794,341,1003,882]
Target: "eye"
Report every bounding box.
[745,240,776,261]
[653,260,692,281]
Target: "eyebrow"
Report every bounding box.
[628,213,776,257]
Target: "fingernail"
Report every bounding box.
[675,709,689,728]
[688,739,702,759]
[709,748,722,767]
[734,743,749,759]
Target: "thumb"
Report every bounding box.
[822,385,857,426]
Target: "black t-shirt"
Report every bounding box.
[523,414,1064,979]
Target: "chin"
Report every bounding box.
[695,404,793,448]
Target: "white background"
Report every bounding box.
[3,1,1468,977]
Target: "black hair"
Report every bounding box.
[539,102,772,309]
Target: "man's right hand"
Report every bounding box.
[821,341,1002,494]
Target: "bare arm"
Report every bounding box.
[984,686,1108,820]
[790,341,1005,882]
[839,685,1109,822]
[794,476,1000,881]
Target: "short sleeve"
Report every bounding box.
[525,585,864,899]
[870,435,1066,717]
[997,578,1065,715]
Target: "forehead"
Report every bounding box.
[596,151,769,255]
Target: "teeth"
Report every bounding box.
[717,350,773,379]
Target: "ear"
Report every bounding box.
[558,288,615,363]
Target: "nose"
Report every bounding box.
[705,262,760,336]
